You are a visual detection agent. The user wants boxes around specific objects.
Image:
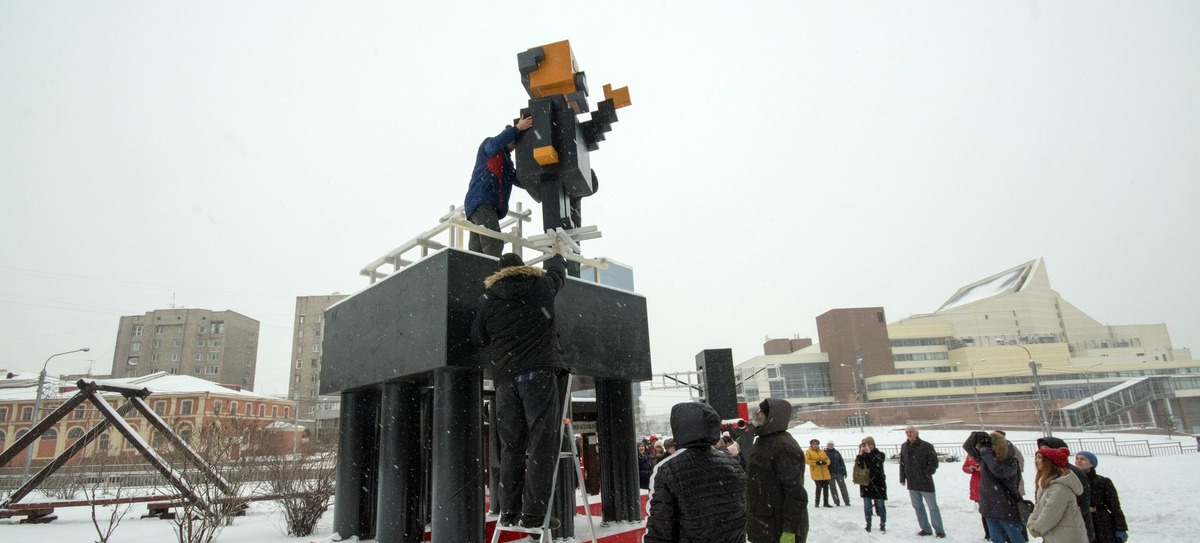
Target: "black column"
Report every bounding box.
[333,389,380,540]
[376,381,424,543]
[420,386,434,525]
[430,368,483,543]
[487,397,502,515]
[596,377,640,522]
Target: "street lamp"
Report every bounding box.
[839,358,864,433]
[23,347,90,479]
[1005,342,1052,437]
[957,359,986,430]
[1083,363,1105,434]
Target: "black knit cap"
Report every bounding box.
[498,253,525,270]
[758,399,770,418]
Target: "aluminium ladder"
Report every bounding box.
[490,373,597,543]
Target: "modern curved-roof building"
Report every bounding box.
[735,259,1200,432]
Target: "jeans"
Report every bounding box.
[468,204,503,257]
[495,369,565,521]
[830,475,850,505]
[909,490,944,534]
[863,497,886,526]
[985,517,1026,543]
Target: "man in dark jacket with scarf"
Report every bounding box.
[643,402,746,543]
[464,116,532,256]
[1039,436,1094,541]
[746,398,809,543]
[900,426,945,537]
[471,243,567,530]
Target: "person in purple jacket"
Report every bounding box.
[463,116,532,256]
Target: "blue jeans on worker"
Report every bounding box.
[863,497,886,526]
[985,517,1025,543]
[909,490,944,534]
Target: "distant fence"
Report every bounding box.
[877,436,1195,460]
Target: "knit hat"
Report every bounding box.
[498,253,525,270]
[1076,450,1098,468]
[1037,446,1070,468]
[758,399,770,418]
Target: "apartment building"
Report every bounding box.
[110,308,259,389]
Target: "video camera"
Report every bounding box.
[720,418,747,432]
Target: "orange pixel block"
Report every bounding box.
[603,84,632,109]
[533,145,560,166]
[527,40,579,99]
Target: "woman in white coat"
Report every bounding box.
[1027,446,1087,543]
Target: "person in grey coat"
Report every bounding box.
[825,441,851,506]
[900,426,945,538]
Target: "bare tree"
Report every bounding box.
[264,450,336,537]
[158,417,262,543]
[81,450,135,543]
[39,463,86,501]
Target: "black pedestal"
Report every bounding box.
[323,249,651,540]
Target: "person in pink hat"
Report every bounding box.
[1028,447,1088,543]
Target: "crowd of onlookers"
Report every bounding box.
[640,398,1128,543]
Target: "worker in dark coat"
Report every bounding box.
[643,402,747,543]
[746,398,808,543]
[1039,436,1094,542]
[1074,451,1128,543]
[471,244,567,529]
[463,116,531,256]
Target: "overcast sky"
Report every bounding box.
[2,2,1197,403]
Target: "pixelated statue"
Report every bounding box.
[516,40,631,235]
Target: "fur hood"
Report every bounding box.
[484,265,545,291]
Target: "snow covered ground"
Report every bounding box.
[1,427,1194,542]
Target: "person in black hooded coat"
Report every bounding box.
[643,402,746,543]
[1074,452,1128,543]
[471,246,568,527]
[746,398,809,543]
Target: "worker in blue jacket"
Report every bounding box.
[464,116,532,256]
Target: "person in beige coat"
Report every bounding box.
[1028,446,1088,543]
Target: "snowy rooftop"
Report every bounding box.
[0,372,280,402]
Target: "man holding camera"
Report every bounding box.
[747,398,809,543]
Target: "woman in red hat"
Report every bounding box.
[1027,446,1087,542]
